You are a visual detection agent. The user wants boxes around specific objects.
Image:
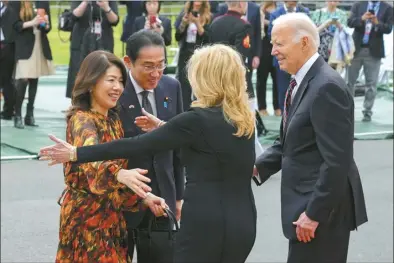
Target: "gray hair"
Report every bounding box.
[272,13,320,51]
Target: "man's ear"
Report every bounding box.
[123,56,132,70]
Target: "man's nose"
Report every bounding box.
[150,70,160,78]
[271,47,278,56]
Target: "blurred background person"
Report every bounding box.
[0,0,17,120]
[347,1,393,122]
[174,1,211,110]
[216,1,261,103]
[131,0,172,72]
[268,1,309,114]
[255,1,280,117]
[311,1,349,63]
[52,50,166,263]
[65,0,119,99]
[11,0,55,129]
[120,0,144,43]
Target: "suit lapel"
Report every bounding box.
[154,83,166,120]
[283,56,325,142]
[120,74,142,122]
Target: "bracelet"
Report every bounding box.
[105,8,112,14]
[70,146,77,162]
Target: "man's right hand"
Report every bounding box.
[117,168,152,198]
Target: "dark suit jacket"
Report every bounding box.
[255,56,368,240]
[120,0,144,42]
[347,1,393,59]
[0,3,18,44]
[131,15,172,46]
[268,4,309,68]
[118,73,184,229]
[10,1,52,60]
[216,2,262,58]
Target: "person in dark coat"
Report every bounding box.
[254,13,367,263]
[119,0,144,42]
[0,0,18,120]
[256,1,280,116]
[40,44,258,263]
[65,0,119,99]
[10,0,55,129]
[131,0,172,71]
[174,1,211,110]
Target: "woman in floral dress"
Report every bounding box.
[52,50,167,263]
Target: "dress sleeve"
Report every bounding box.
[76,110,201,164]
[68,112,128,195]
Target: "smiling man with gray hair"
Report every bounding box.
[254,12,368,263]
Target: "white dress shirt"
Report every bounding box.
[291,52,319,102]
[129,72,158,117]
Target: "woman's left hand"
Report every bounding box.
[39,134,74,165]
[135,108,164,132]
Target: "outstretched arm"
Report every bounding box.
[40,111,200,165]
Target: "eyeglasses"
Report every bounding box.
[141,64,167,73]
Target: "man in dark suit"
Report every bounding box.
[216,1,261,96]
[210,1,265,157]
[254,13,368,263]
[119,0,144,42]
[121,30,184,262]
[268,1,309,114]
[347,1,393,122]
[0,0,17,120]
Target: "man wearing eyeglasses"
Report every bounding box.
[121,30,184,263]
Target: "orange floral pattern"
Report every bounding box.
[56,110,140,263]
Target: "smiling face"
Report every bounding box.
[125,45,165,90]
[271,24,305,75]
[90,65,124,115]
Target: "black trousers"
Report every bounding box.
[287,224,351,263]
[0,43,16,116]
[256,39,279,111]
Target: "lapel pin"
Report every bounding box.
[129,104,135,109]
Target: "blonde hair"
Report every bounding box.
[187,44,255,139]
[184,1,211,26]
[20,1,33,22]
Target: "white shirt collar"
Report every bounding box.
[290,52,319,101]
[129,71,153,94]
[284,4,297,13]
[293,52,319,88]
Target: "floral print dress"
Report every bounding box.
[56,110,142,263]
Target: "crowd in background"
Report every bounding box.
[0,0,393,128]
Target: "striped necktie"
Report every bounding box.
[283,78,297,131]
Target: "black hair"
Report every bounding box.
[142,0,162,15]
[126,30,165,63]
